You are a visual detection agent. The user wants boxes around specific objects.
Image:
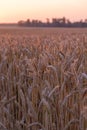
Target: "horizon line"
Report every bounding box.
[0,17,87,24]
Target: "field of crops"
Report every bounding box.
[0,28,87,130]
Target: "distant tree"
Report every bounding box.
[46,18,50,23]
[62,17,66,24]
[18,20,25,26]
[85,19,87,23]
[27,19,30,23]
[26,19,31,26]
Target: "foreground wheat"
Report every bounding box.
[0,28,87,130]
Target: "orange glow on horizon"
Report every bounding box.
[0,0,87,23]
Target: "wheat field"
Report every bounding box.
[0,28,87,130]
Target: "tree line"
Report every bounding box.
[18,17,87,27]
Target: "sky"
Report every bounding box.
[0,0,87,23]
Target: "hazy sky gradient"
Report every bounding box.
[0,0,87,23]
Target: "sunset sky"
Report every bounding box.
[0,0,87,23]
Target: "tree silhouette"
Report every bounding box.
[18,17,87,28]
